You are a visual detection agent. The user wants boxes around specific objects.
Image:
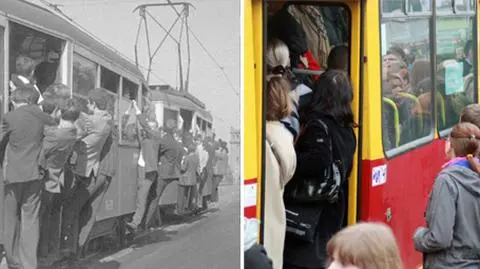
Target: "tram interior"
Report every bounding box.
[9,22,64,95]
[265,1,351,228]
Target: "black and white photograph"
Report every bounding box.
[0,0,240,268]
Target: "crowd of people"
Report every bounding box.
[1,53,231,269]
[245,4,480,269]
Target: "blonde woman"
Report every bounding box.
[326,222,403,269]
[264,39,297,269]
[266,38,312,140]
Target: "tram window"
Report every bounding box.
[73,54,97,98]
[164,108,178,129]
[436,15,476,132]
[100,67,119,93]
[9,22,64,94]
[120,79,139,144]
[380,17,432,153]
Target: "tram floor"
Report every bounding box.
[17,182,240,269]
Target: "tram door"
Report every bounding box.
[0,16,7,245]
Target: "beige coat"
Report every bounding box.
[264,121,296,269]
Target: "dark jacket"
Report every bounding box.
[414,162,480,269]
[283,113,356,268]
[0,105,56,183]
[157,133,183,180]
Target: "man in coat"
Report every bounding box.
[143,118,184,228]
[0,86,56,269]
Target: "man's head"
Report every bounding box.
[15,55,37,78]
[164,119,177,134]
[327,44,349,71]
[383,51,407,80]
[11,85,39,108]
[87,88,110,113]
[60,99,81,123]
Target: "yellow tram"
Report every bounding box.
[244,0,480,268]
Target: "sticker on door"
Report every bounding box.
[372,164,387,187]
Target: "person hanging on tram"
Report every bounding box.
[37,95,80,266]
[0,86,56,269]
[125,100,161,233]
[413,122,480,268]
[141,118,184,229]
[60,88,113,261]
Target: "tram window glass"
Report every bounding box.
[73,54,97,98]
[100,67,120,93]
[380,17,432,153]
[436,15,476,131]
[9,22,64,94]
[100,67,120,138]
[164,108,178,128]
[382,0,432,14]
[120,79,139,144]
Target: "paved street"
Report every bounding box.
[0,183,240,269]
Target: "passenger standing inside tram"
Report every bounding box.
[0,86,56,269]
[283,70,357,269]
[263,48,297,269]
[126,100,161,233]
[414,122,480,269]
[143,119,184,229]
[60,88,112,260]
[37,96,80,266]
[9,55,44,105]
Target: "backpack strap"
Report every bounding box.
[314,118,347,183]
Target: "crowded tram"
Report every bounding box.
[0,1,229,268]
[244,0,479,268]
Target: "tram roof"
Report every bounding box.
[149,85,213,122]
[0,0,144,79]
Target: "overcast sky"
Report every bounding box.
[47,0,240,141]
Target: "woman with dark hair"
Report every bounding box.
[283,69,357,269]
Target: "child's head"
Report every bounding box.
[326,222,403,269]
[445,122,480,160]
[60,99,81,123]
[87,88,110,113]
[11,85,39,107]
[460,104,480,129]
